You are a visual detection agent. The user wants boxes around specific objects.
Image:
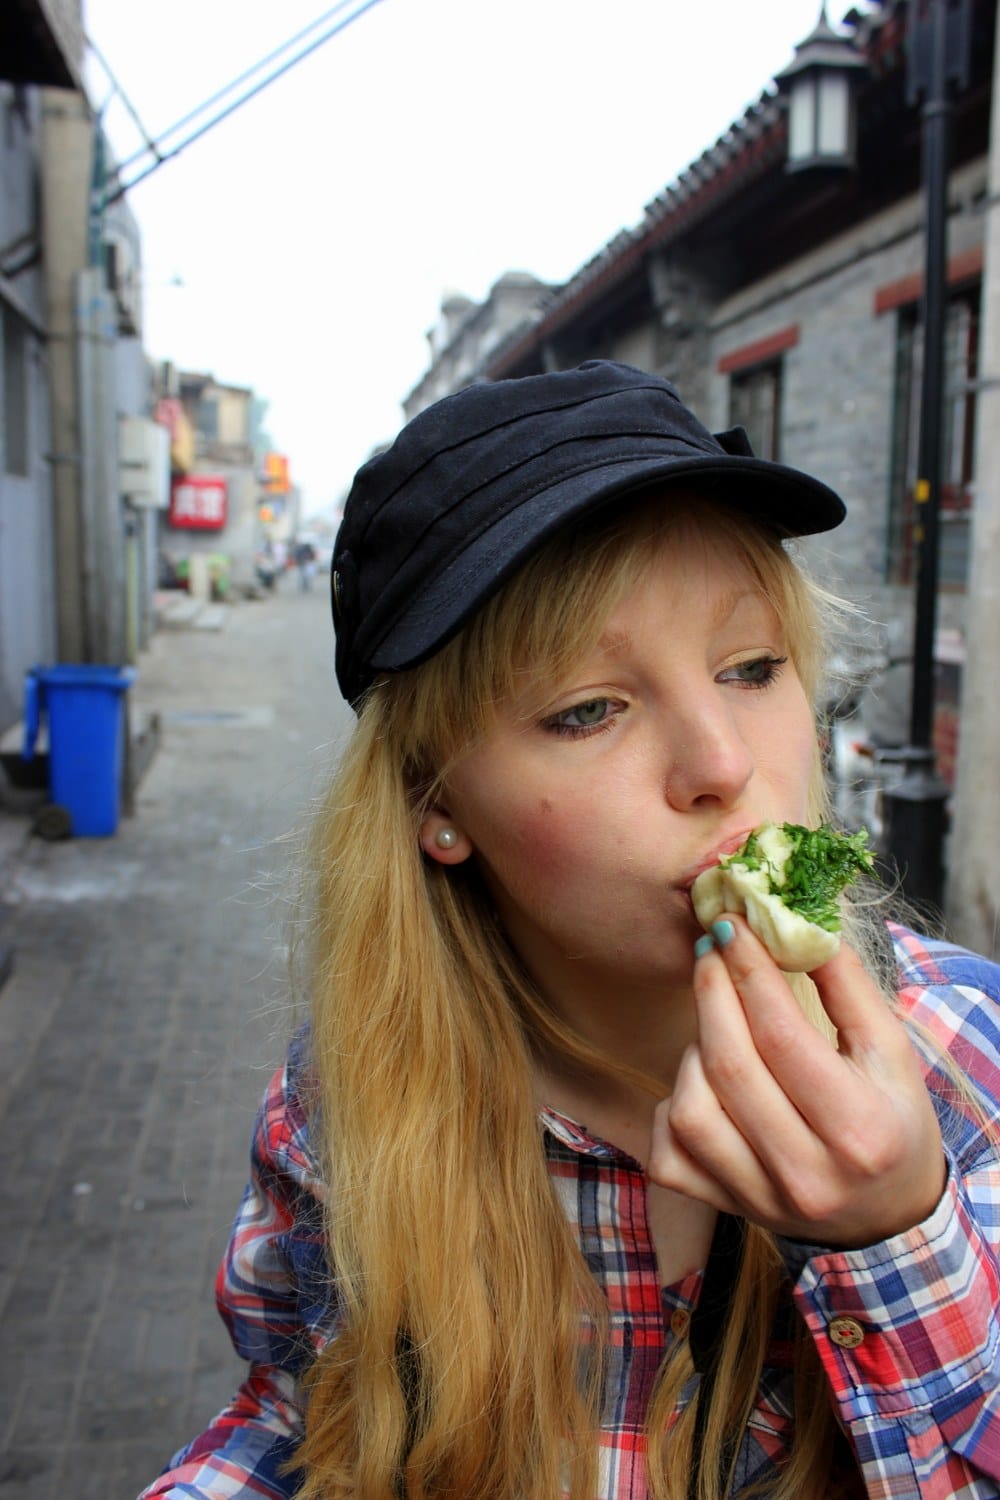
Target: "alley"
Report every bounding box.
[0,582,351,1499]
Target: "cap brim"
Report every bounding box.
[368,452,845,676]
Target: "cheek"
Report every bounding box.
[784,719,822,814]
[461,776,623,923]
[754,703,818,813]
[488,797,589,884]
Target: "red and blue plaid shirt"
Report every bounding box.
[140,925,1000,1498]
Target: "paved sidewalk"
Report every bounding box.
[0,584,353,1499]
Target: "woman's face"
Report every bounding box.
[427,527,818,1006]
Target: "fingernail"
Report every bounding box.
[694,933,715,959]
[711,920,735,948]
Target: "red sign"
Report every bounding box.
[169,475,227,531]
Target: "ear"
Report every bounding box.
[419,808,474,865]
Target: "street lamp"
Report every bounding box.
[778,1,973,912]
[774,5,867,171]
[878,0,972,914]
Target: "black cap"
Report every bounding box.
[332,360,845,707]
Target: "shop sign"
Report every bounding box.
[263,452,291,494]
[169,475,227,530]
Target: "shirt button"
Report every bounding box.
[828,1316,865,1349]
[670,1308,690,1338]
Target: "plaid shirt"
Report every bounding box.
[140,925,1000,1499]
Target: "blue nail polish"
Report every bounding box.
[694,933,715,959]
[711,919,735,948]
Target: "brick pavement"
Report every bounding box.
[0,582,353,1499]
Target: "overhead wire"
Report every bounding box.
[86,32,161,161]
[99,0,385,205]
[112,0,366,174]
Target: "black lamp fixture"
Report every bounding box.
[774,4,867,171]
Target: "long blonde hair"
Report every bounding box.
[293,497,894,1500]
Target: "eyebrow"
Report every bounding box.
[595,587,769,656]
[596,627,633,656]
[710,585,769,627]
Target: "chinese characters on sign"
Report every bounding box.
[169,476,228,531]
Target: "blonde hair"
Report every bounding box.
[293,497,894,1500]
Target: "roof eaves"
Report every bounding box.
[485,91,785,378]
[484,4,899,380]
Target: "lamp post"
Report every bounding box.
[778,1,973,913]
[878,0,971,914]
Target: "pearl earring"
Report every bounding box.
[434,827,458,850]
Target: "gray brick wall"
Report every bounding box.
[705,158,988,656]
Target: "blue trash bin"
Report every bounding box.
[22,665,136,837]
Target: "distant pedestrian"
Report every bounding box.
[253,539,277,592]
[294,538,317,591]
[139,362,1000,1500]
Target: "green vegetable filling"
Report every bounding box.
[722,824,874,932]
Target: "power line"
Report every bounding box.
[86,32,161,162]
[113,0,366,174]
[100,0,385,206]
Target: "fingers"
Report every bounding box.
[685,927,840,1203]
[695,912,851,1146]
[698,919,879,1139]
[810,941,918,1065]
[665,916,946,1243]
[647,1051,773,1218]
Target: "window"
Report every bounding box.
[887,284,979,587]
[2,83,31,146]
[196,396,219,441]
[729,361,783,462]
[1,302,29,477]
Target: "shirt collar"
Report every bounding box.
[539,1104,636,1162]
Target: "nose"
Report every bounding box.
[662,694,755,811]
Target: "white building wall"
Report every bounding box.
[0,85,58,733]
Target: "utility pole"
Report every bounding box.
[947,7,1000,961]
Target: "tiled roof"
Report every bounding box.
[485,2,897,377]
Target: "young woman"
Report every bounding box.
[140,361,1000,1500]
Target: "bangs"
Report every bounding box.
[367,493,832,789]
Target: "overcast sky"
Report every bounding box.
[83,0,854,520]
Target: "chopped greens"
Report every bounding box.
[721,823,874,933]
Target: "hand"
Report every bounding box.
[647,916,946,1247]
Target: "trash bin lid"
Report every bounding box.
[30,664,136,691]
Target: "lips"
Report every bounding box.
[680,828,756,891]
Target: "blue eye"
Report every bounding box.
[545,698,618,736]
[719,655,788,689]
[565,699,609,726]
